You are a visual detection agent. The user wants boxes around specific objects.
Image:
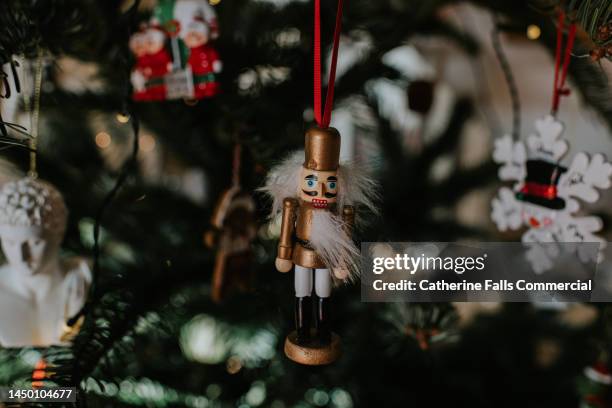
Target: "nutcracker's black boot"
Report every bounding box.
[295,296,312,345]
[316,297,332,344]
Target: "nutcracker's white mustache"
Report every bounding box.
[310,209,360,283]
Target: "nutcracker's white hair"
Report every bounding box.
[259,150,379,282]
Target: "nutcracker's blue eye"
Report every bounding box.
[328,182,336,189]
[304,175,317,189]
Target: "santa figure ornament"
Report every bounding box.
[129,0,221,102]
[129,28,152,101]
[183,16,221,99]
[142,25,172,101]
[491,115,612,273]
[0,178,91,347]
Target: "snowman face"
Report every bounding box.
[0,225,60,276]
[129,32,148,57]
[521,203,557,230]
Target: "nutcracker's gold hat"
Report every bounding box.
[303,126,341,171]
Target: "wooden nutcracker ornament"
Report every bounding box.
[261,127,377,365]
[262,0,377,365]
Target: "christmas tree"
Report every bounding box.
[0,0,611,407]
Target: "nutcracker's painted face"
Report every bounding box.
[129,32,147,57]
[0,225,61,276]
[521,203,557,229]
[299,167,338,209]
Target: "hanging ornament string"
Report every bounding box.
[231,143,242,188]
[67,0,142,329]
[313,0,345,128]
[491,14,521,141]
[551,11,577,116]
[21,49,44,177]
[28,49,44,179]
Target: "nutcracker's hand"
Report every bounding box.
[275,257,293,273]
[333,267,349,280]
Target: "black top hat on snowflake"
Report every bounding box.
[515,159,567,210]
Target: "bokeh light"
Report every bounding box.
[95,132,112,149]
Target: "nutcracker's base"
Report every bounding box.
[284,330,341,365]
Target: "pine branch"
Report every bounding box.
[539,15,612,128]
[568,0,612,57]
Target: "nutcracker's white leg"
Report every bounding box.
[314,268,332,344]
[294,265,313,297]
[294,265,313,344]
[314,268,332,298]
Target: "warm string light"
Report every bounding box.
[139,133,156,152]
[116,112,130,123]
[526,24,541,40]
[226,356,242,374]
[95,132,156,153]
[231,143,241,187]
[95,132,112,149]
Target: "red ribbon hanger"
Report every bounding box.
[551,10,576,115]
[314,0,345,128]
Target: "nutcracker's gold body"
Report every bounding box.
[277,198,355,269]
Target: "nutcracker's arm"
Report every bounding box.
[278,198,298,260]
[342,205,355,237]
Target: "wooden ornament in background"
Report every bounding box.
[205,187,257,303]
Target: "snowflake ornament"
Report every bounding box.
[491,115,612,273]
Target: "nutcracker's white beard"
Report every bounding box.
[310,209,360,283]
